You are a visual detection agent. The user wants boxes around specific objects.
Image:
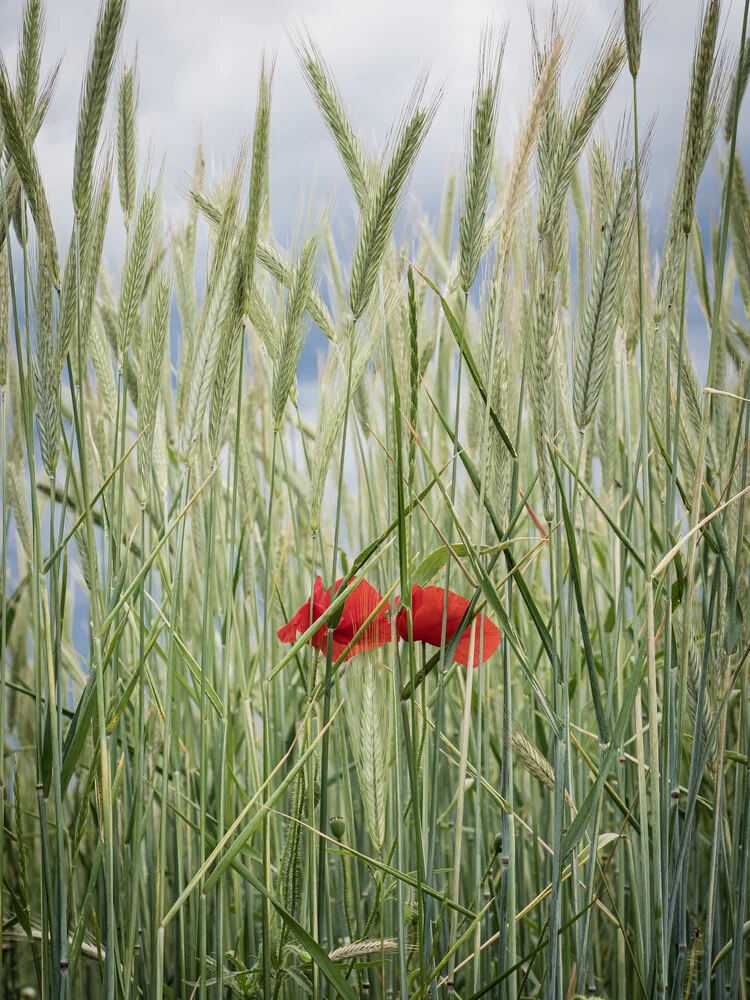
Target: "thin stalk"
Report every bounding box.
[317,316,357,969]
[473,265,504,993]
[378,273,407,999]
[545,504,564,1000]
[124,502,147,1000]
[729,719,750,1000]
[155,469,191,1000]
[425,292,467,995]
[215,336,247,999]
[447,621,477,992]
[40,583,67,1000]
[701,708,727,1000]
[631,65,665,999]
[261,430,278,998]
[0,384,6,970]
[198,470,218,1000]
[497,351,526,1000]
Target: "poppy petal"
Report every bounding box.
[453,615,501,667]
[276,577,329,646]
[334,579,391,658]
[399,585,469,647]
[277,576,391,661]
[397,584,501,666]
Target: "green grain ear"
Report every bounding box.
[73,0,127,219]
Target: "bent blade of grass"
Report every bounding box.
[412,262,517,458]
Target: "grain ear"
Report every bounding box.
[73,0,127,219]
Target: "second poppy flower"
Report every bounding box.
[396,584,501,667]
[277,576,391,662]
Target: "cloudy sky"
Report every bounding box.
[0,0,748,369]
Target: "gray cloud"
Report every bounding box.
[1,1,746,231]
[1,0,748,373]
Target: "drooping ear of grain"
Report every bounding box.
[0,245,8,387]
[482,272,510,524]
[182,215,241,461]
[512,724,556,793]
[209,260,245,458]
[309,323,376,533]
[730,158,750,313]
[271,232,319,432]
[681,0,721,234]
[244,55,274,313]
[624,0,642,78]
[0,58,59,286]
[117,60,138,229]
[458,23,507,294]
[349,80,440,319]
[245,276,277,358]
[573,163,635,430]
[138,270,171,501]
[173,233,198,429]
[344,655,391,855]
[724,45,750,143]
[17,0,45,124]
[56,161,113,373]
[530,274,555,522]
[0,61,61,257]
[483,36,562,262]
[329,939,399,963]
[276,752,306,919]
[72,0,126,219]
[34,237,60,477]
[596,360,618,497]
[80,165,113,363]
[538,40,626,248]
[256,237,335,340]
[292,28,369,208]
[7,458,32,561]
[438,171,457,259]
[655,37,724,322]
[89,309,117,416]
[117,181,157,365]
[13,765,30,909]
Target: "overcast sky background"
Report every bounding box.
[0,0,748,375]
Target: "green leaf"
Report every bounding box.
[671,547,685,609]
[233,861,358,1000]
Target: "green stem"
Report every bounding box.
[198,470,217,1000]
[215,330,247,998]
[261,430,278,998]
[124,503,147,1000]
[155,469,191,999]
[424,292,466,995]
[317,316,357,970]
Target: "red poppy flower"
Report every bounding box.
[277,576,391,661]
[396,585,501,667]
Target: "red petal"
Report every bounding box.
[454,615,501,667]
[276,577,330,647]
[278,577,391,662]
[398,585,469,647]
[333,578,391,658]
[396,585,501,666]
